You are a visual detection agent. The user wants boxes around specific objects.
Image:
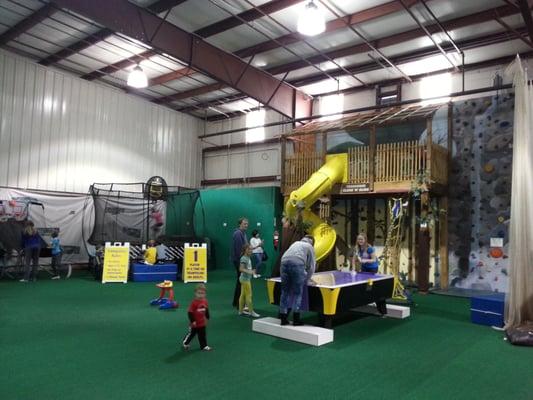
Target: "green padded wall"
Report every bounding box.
[195,187,281,272]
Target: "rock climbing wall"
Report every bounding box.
[448,94,513,292]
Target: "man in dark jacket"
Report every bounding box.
[231,217,248,308]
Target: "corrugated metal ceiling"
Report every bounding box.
[0,0,530,120]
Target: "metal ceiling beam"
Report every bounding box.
[153,82,227,104]
[240,0,367,86]
[175,6,526,111]
[517,0,533,40]
[206,0,358,88]
[318,50,533,99]
[38,0,185,66]
[192,26,527,114]
[177,93,248,114]
[146,0,413,89]
[203,82,516,128]
[195,0,303,38]
[149,67,195,86]
[317,0,411,82]
[496,18,533,49]
[80,50,158,80]
[147,0,188,14]
[419,0,462,55]
[265,3,522,76]
[0,4,57,45]
[235,0,419,59]
[87,0,302,87]
[100,79,202,119]
[398,0,458,71]
[151,0,418,96]
[38,28,113,66]
[290,28,530,87]
[52,0,312,119]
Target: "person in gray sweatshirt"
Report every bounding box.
[279,235,316,326]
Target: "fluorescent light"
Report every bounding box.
[297,1,325,36]
[319,94,344,121]
[420,73,452,105]
[246,109,266,143]
[127,65,148,88]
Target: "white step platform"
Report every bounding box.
[252,317,333,346]
[352,303,410,319]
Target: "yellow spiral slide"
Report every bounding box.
[284,154,347,262]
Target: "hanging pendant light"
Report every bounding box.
[127,65,148,88]
[297,0,325,36]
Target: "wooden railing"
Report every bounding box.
[431,143,448,185]
[348,146,370,183]
[283,142,448,194]
[283,152,323,194]
[374,141,426,183]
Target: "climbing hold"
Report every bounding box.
[489,248,503,258]
[483,163,495,173]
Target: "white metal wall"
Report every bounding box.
[203,110,290,185]
[0,50,202,193]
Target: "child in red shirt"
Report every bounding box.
[182,283,211,351]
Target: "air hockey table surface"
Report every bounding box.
[267,270,394,328]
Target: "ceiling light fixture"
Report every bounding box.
[297,0,325,36]
[127,65,148,88]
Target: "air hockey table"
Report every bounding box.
[267,270,394,328]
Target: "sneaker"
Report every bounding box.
[249,311,260,318]
[182,343,190,351]
[19,279,28,283]
[51,275,60,280]
[238,311,249,316]
[202,346,212,351]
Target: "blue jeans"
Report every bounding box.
[279,259,307,314]
[252,253,263,275]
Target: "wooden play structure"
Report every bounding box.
[281,103,452,292]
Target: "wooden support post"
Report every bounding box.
[344,199,349,248]
[439,102,452,289]
[321,132,328,161]
[367,198,376,245]
[383,197,389,248]
[408,199,415,282]
[426,117,433,179]
[439,196,449,290]
[369,125,376,191]
[447,102,453,184]
[417,191,430,293]
[351,198,359,245]
[281,135,287,194]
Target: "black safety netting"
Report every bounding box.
[88,183,201,245]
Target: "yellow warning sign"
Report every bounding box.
[183,243,207,283]
[102,242,130,283]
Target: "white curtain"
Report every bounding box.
[504,56,533,328]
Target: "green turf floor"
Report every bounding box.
[1,270,531,400]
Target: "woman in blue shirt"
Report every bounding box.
[351,233,379,273]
